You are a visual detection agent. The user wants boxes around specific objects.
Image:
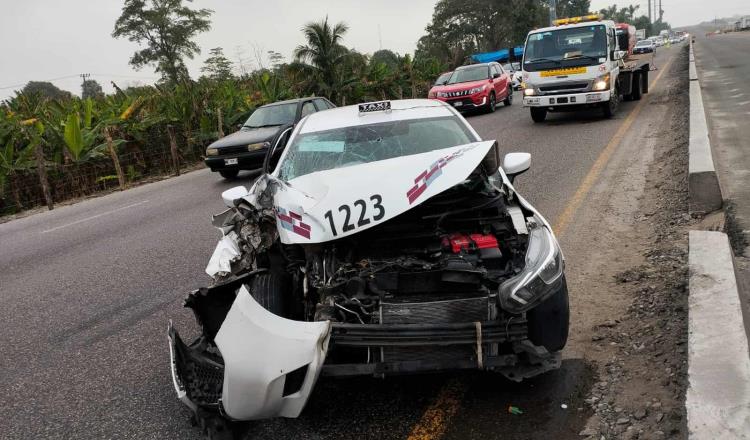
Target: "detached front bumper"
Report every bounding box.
[523,90,612,107]
[169,281,560,421]
[169,284,331,421]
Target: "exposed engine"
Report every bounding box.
[274,175,530,327]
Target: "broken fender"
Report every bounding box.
[215,286,331,420]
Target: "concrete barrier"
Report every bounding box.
[687,231,750,439]
[688,41,723,214]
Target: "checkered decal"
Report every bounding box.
[276,207,311,239]
[406,148,471,204]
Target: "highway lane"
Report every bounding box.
[0,46,678,439]
[691,31,750,250]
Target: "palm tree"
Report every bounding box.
[293,17,350,103]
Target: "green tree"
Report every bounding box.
[415,0,549,68]
[201,47,233,80]
[112,0,213,84]
[293,17,351,103]
[81,79,104,100]
[557,0,591,17]
[371,50,400,70]
[22,81,71,101]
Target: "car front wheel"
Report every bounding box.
[219,169,240,180]
[486,92,496,113]
[530,107,547,123]
[526,276,570,352]
[503,86,513,106]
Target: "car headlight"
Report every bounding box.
[523,84,536,96]
[592,73,611,91]
[468,86,486,94]
[499,225,564,314]
[206,148,219,156]
[248,141,270,151]
[437,91,449,98]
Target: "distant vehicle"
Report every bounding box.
[204,97,335,179]
[429,62,513,113]
[633,39,656,54]
[502,62,523,90]
[521,14,653,122]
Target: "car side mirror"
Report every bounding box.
[503,152,531,182]
[493,73,501,78]
[222,186,249,208]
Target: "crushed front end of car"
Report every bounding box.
[169,141,569,425]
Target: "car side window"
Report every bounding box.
[301,101,316,118]
[313,99,330,110]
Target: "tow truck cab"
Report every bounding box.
[521,14,651,122]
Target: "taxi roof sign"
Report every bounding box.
[358,100,391,114]
[553,14,603,26]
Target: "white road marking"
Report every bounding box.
[41,200,150,233]
[729,88,740,93]
[730,94,745,99]
[738,101,750,106]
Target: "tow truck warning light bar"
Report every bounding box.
[552,14,603,26]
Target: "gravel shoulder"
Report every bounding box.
[561,46,691,439]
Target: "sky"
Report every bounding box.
[1,0,748,100]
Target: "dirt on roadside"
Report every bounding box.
[563,47,691,440]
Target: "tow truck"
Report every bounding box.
[521,14,653,122]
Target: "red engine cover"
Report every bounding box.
[445,233,499,253]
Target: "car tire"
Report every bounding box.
[503,86,513,106]
[487,92,496,113]
[602,84,619,118]
[249,272,290,317]
[631,73,642,101]
[219,170,240,180]
[527,277,570,352]
[530,107,547,123]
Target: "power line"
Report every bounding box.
[0,73,160,91]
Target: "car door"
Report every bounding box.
[493,64,507,98]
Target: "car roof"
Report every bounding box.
[456,63,492,70]
[297,99,456,134]
[260,97,326,108]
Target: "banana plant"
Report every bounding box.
[62,99,108,162]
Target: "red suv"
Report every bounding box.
[428,62,513,113]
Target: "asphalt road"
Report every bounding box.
[0,47,677,439]
[691,30,750,346]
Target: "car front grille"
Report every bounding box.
[443,90,471,98]
[379,296,491,324]
[539,82,590,94]
[217,145,249,155]
[379,296,492,364]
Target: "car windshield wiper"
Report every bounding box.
[563,54,602,62]
[526,58,561,65]
[243,123,285,128]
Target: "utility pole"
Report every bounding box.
[79,73,90,84]
[648,0,652,23]
[658,0,664,23]
[549,0,557,26]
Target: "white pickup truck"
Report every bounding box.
[521,15,653,122]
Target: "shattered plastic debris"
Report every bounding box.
[508,405,524,415]
[205,231,241,277]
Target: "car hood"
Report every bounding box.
[433,80,489,93]
[264,140,497,244]
[209,126,281,149]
